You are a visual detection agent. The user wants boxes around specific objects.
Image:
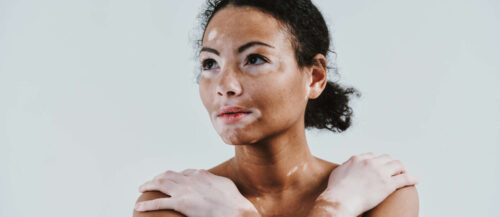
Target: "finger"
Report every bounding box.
[348,152,376,162]
[198,169,213,176]
[391,173,420,190]
[139,179,153,191]
[135,198,178,212]
[383,160,407,177]
[154,170,187,184]
[139,180,176,195]
[138,180,151,192]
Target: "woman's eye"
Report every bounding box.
[246,54,268,65]
[202,59,218,70]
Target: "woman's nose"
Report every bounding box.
[215,69,242,97]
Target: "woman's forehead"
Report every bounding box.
[202,6,288,48]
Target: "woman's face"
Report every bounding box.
[199,5,311,145]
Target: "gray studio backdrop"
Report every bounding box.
[1,0,499,216]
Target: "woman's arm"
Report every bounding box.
[362,186,419,217]
[134,154,419,217]
[133,191,185,217]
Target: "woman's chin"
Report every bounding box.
[219,132,259,146]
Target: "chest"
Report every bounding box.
[248,197,365,217]
[248,197,315,217]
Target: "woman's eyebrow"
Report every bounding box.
[237,41,274,53]
[200,47,220,56]
[200,41,274,56]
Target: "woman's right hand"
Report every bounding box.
[312,153,420,217]
[135,169,260,217]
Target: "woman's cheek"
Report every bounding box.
[201,69,219,79]
[244,62,278,75]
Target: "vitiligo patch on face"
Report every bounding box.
[207,29,218,41]
[201,70,217,79]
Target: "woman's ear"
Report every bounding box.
[306,54,328,99]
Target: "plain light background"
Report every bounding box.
[1,0,499,216]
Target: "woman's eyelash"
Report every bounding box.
[201,54,268,70]
[246,54,269,65]
[202,59,218,70]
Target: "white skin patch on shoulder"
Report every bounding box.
[207,29,218,41]
[302,163,308,171]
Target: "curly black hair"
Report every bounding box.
[195,0,361,133]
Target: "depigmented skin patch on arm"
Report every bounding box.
[363,185,419,217]
[133,191,186,217]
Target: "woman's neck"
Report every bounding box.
[228,120,322,198]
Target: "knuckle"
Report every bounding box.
[164,170,175,175]
[363,159,375,167]
[181,169,195,175]
[188,169,202,177]
[154,177,165,185]
[350,155,360,162]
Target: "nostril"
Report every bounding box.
[216,89,237,96]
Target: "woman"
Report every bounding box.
[133,0,419,216]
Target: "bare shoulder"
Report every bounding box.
[314,156,340,169]
[207,157,233,176]
[363,185,419,217]
[133,191,186,217]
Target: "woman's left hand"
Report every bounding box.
[135,169,260,217]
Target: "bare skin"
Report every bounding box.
[133,5,418,217]
[197,5,340,216]
[208,157,339,216]
[133,160,342,217]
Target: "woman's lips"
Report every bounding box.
[217,112,252,124]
